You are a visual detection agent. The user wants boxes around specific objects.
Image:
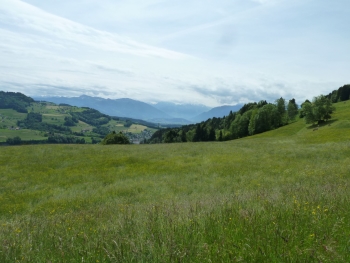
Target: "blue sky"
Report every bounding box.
[0,0,349,106]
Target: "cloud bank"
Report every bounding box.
[0,0,349,106]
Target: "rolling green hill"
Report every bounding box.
[0,101,349,262]
[0,92,158,144]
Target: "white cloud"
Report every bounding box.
[0,0,349,106]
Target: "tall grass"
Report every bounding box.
[0,102,350,262]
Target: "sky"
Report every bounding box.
[0,0,349,107]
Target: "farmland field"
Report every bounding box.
[125,124,148,133]
[0,129,47,142]
[0,109,27,128]
[0,102,350,262]
[0,102,158,143]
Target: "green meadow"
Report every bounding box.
[1,102,350,262]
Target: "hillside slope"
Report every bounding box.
[0,93,158,144]
[249,100,350,143]
[0,102,349,262]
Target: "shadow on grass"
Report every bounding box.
[306,119,338,129]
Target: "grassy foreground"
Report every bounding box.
[1,102,350,262]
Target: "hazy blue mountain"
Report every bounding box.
[35,95,172,120]
[148,118,193,125]
[191,105,243,122]
[34,95,241,124]
[152,102,210,120]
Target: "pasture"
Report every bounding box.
[0,102,349,262]
[0,129,47,142]
[0,109,26,128]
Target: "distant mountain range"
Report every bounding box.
[191,105,243,122]
[34,95,242,124]
[35,95,172,120]
[152,102,210,120]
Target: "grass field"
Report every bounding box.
[0,109,27,128]
[0,102,350,262]
[103,121,155,134]
[42,114,67,126]
[0,129,47,142]
[125,124,148,133]
[70,121,94,133]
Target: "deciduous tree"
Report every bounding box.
[301,95,335,124]
[287,98,299,121]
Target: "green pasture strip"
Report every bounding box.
[126,124,148,133]
[42,114,66,126]
[103,120,154,134]
[102,119,122,132]
[0,109,26,119]
[0,109,26,127]
[70,121,93,133]
[0,129,47,142]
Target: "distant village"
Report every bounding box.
[123,129,153,144]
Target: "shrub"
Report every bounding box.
[101,131,130,145]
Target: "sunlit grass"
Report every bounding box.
[0,129,46,142]
[0,102,350,262]
[70,120,93,133]
[0,109,26,128]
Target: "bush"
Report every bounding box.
[101,131,130,145]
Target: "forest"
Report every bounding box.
[0,91,34,113]
[148,84,349,144]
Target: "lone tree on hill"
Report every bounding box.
[101,131,130,145]
[301,95,335,124]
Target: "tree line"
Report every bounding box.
[148,98,299,143]
[326,84,350,103]
[0,91,34,113]
[148,85,348,144]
